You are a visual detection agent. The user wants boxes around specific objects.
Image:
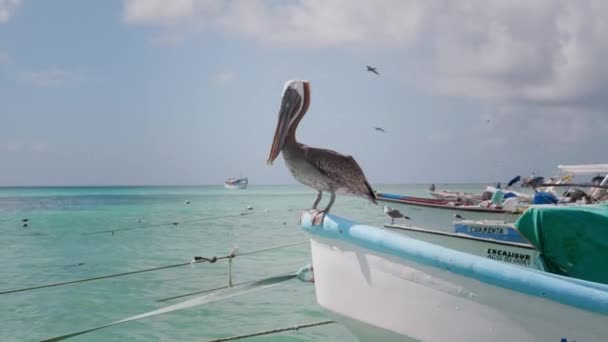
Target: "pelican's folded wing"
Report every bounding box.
[303,146,377,203]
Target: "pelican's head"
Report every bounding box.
[267,80,310,165]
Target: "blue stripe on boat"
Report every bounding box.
[301,212,608,315]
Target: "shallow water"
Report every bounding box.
[0,184,488,342]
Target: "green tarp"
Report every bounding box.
[515,203,608,284]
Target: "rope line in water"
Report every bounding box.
[81,212,254,235]
[205,320,335,342]
[0,240,308,295]
[156,270,297,302]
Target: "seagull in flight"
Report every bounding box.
[366,65,380,75]
[373,127,386,133]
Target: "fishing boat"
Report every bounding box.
[376,192,523,231]
[224,177,248,190]
[538,164,608,202]
[384,221,538,268]
[301,211,608,342]
[428,190,482,202]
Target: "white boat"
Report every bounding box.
[429,190,481,202]
[540,164,608,202]
[301,212,608,342]
[383,222,539,268]
[451,219,529,243]
[377,192,522,232]
[224,177,248,190]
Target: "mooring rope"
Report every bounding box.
[156,270,296,302]
[0,240,308,295]
[81,212,254,235]
[204,320,335,342]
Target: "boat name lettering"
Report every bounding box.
[469,226,505,235]
[486,248,531,265]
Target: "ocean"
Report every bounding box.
[0,184,484,342]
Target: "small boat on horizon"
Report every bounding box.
[224,177,248,190]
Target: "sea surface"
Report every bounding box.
[0,184,486,342]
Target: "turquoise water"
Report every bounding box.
[0,184,483,342]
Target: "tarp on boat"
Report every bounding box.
[515,203,608,284]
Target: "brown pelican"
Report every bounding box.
[366,65,380,75]
[267,80,377,225]
[383,206,410,224]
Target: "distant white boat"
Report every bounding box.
[224,177,248,190]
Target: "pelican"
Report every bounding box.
[267,80,377,225]
[366,65,380,75]
[383,206,410,224]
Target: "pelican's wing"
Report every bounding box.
[303,146,377,203]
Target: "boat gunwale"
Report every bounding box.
[383,223,535,249]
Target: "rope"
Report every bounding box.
[205,320,335,342]
[156,271,295,302]
[0,240,308,295]
[81,212,254,235]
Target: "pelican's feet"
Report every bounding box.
[300,209,326,226]
[311,210,327,226]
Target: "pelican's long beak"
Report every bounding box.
[267,82,304,165]
[267,109,290,165]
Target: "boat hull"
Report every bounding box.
[224,183,247,190]
[378,194,520,231]
[304,213,608,342]
[383,224,538,268]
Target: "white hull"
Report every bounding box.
[384,224,539,268]
[224,183,247,190]
[385,201,520,232]
[303,213,608,342]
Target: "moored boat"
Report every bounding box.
[301,211,608,342]
[224,177,248,190]
[383,222,538,268]
[376,192,522,231]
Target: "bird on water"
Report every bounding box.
[267,80,377,225]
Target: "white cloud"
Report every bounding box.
[214,71,234,86]
[17,68,81,87]
[124,0,223,25]
[123,0,608,118]
[0,0,21,23]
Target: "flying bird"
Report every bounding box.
[384,206,410,224]
[267,80,377,225]
[373,127,386,133]
[366,65,380,75]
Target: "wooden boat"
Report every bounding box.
[301,211,608,342]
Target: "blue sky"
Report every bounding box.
[1,0,607,186]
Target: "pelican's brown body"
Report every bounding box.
[267,80,376,223]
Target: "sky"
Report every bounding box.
[1,0,608,186]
